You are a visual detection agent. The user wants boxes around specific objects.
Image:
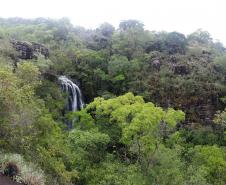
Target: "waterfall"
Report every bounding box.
[58,76,84,112]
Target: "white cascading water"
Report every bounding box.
[58,76,84,112]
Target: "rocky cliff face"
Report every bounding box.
[11,40,49,59]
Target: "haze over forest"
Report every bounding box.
[0,0,226,44]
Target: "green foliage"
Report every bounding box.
[10,17,223,124]
[68,129,110,163]
[180,127,222,146]
[189,145,226,184]
[86,93,184,148]
[16,62,40,87]
[0,64,41,151]
[188,29,213,44]
[36,79,65,121]
[32,114,78,185]
[164,32,187,54]
[214,53,226,74]
[213,109,226,143]
[0,63,77,185]
[0,17,226,185]
[85,155,145,185]
[146,145,185,185]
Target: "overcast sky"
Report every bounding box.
[1,0,225,45]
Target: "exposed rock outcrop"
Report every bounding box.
[31,42,49,58]
[11,40,49,60]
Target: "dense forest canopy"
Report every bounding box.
[0,17,225,185]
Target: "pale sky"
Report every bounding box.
[0,0,226,45]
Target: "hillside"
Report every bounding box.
[0,18,225,185]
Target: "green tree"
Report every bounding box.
[188,29,212,44]
[113,20,146,60]
[190,145,226,184]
